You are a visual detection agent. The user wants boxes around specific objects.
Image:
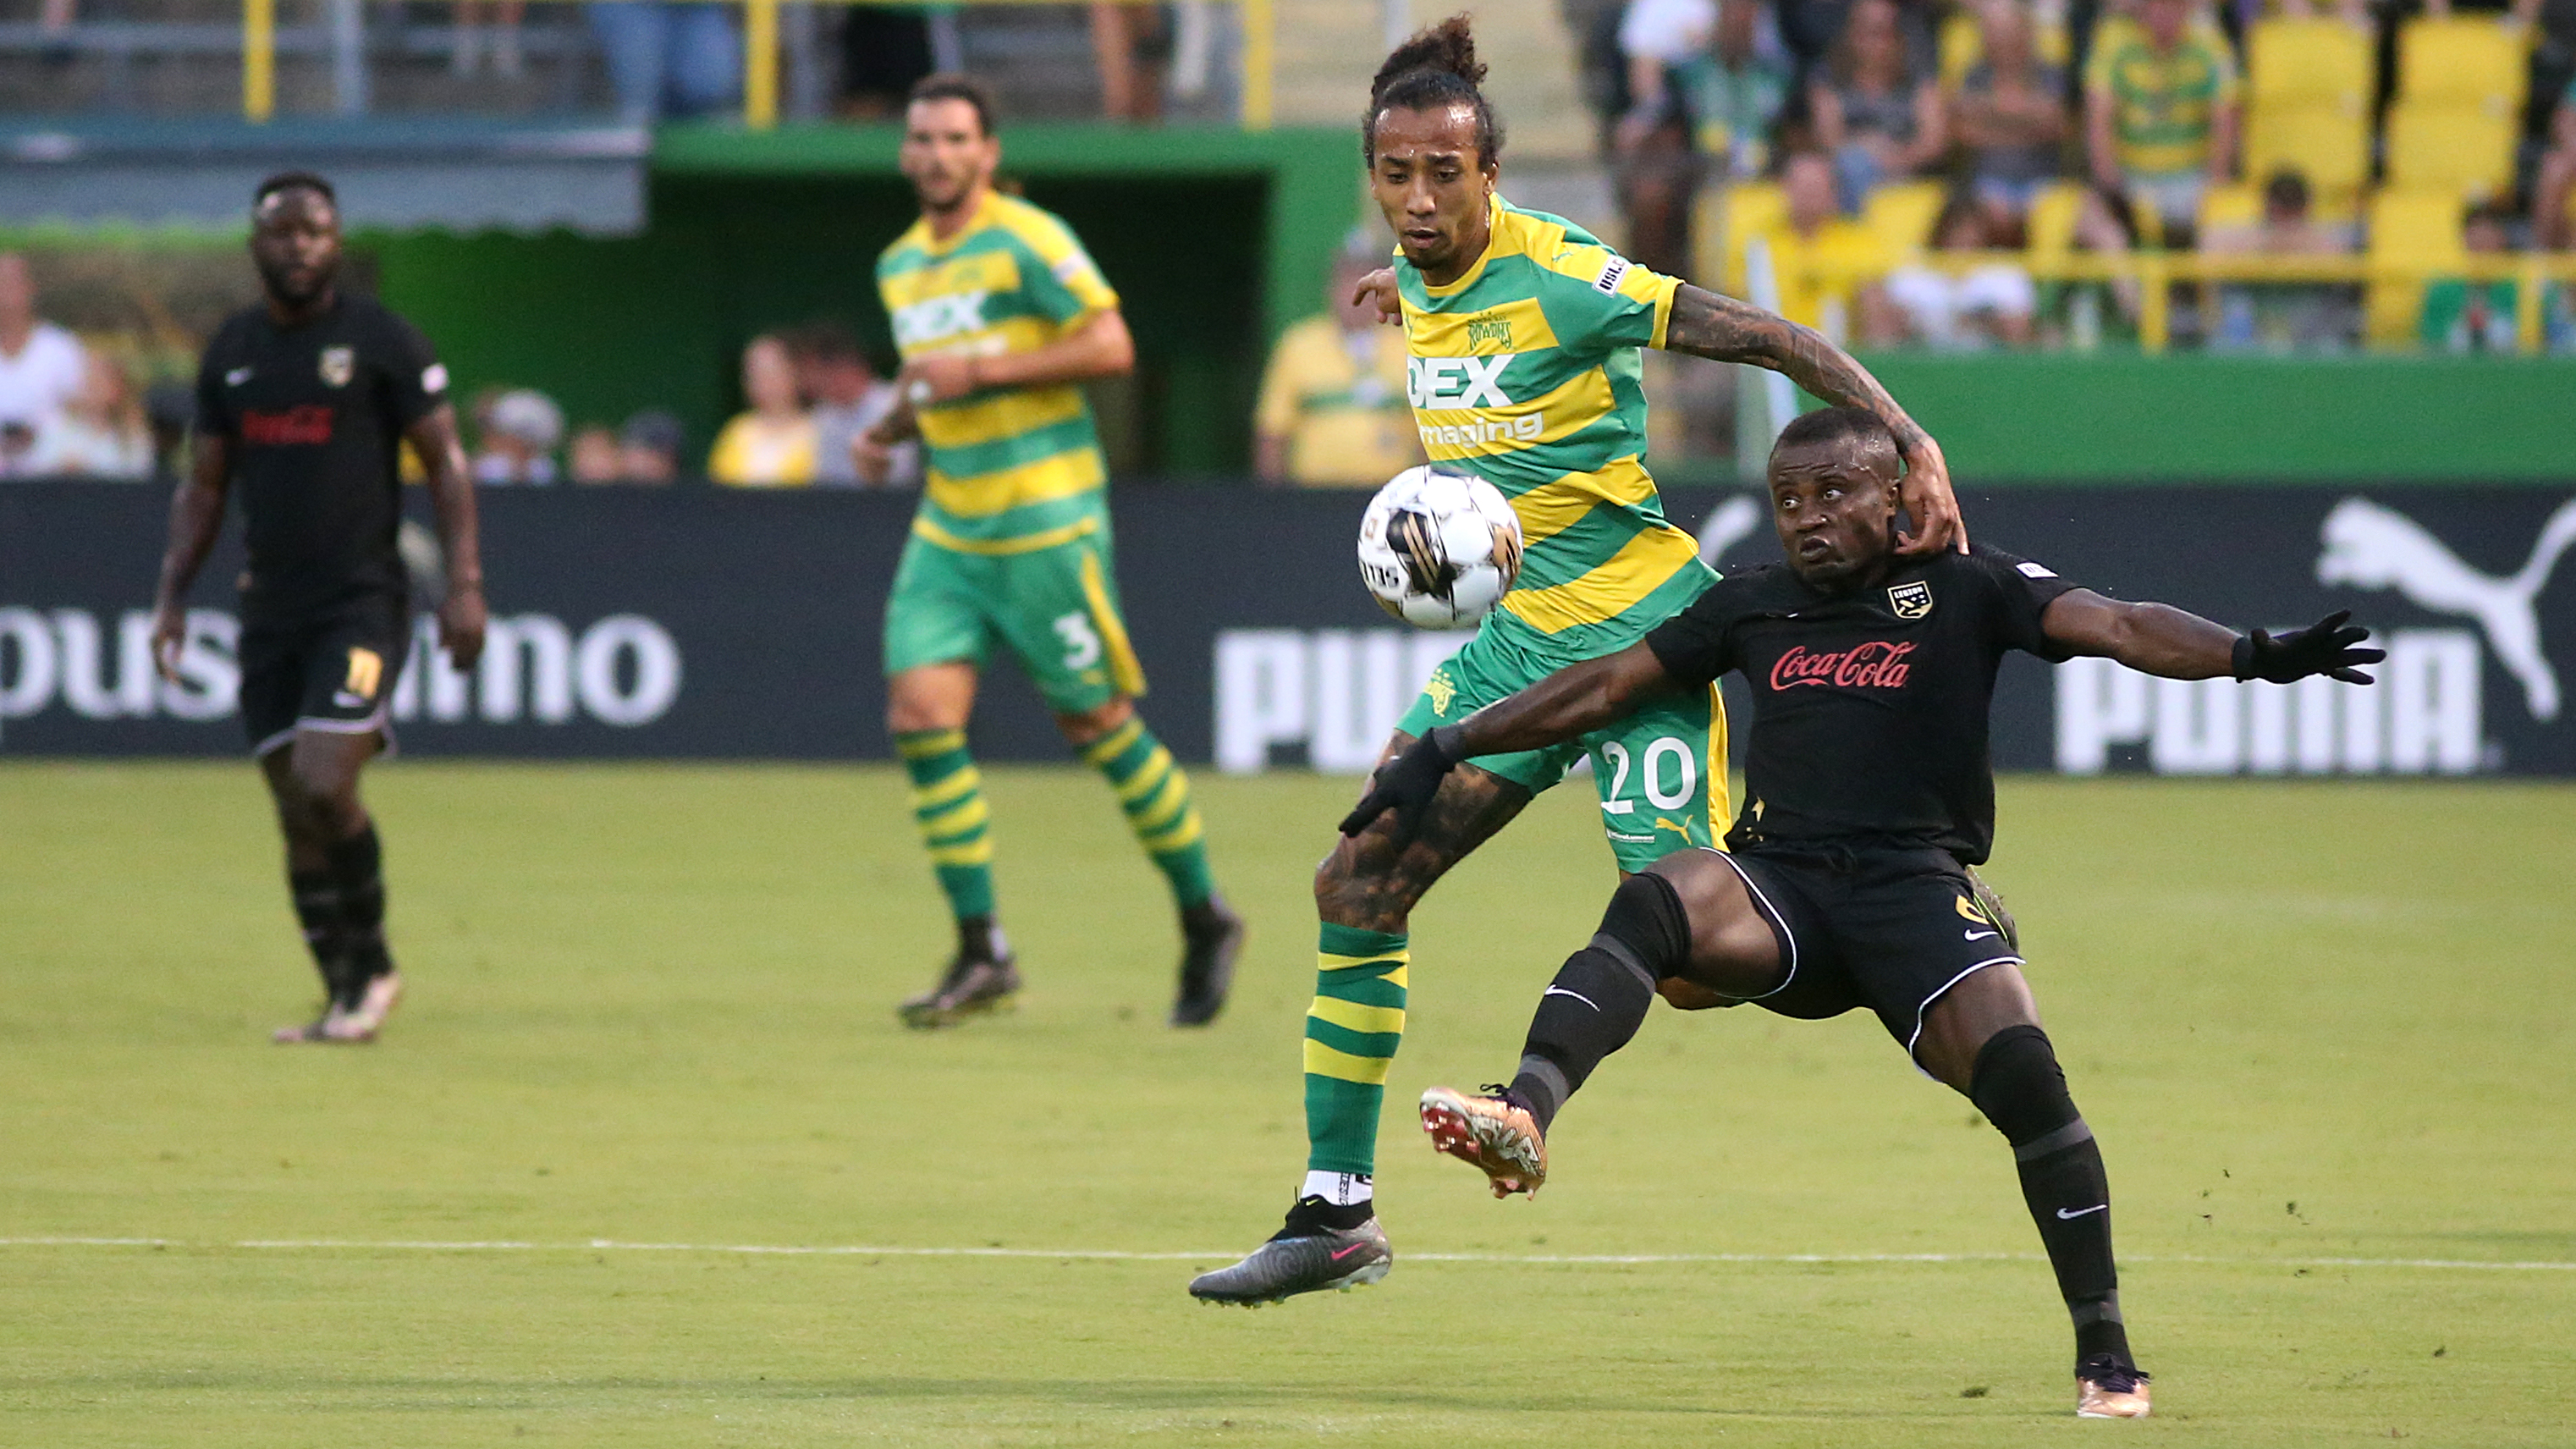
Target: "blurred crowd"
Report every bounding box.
[0,253,178,481]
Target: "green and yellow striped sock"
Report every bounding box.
[896,728,994,922]
[1304,923,1409,1176]
[1079,716,1215,909]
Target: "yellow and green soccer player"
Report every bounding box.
[1189,16,1963,1304]
[857,74,1242,1030]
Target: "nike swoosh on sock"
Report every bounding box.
[1541,986,1601,1011]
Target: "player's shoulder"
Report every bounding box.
[1691,561,1809,619]
[1946,542,2074,599]
[878,215,936,271]
[203,306,263,355]
[984,192,1089,262]
[340,292,421,336]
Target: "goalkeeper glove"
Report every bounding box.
[1339,725,1467,846]
[2232,610,2384,685]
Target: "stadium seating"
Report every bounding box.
[1711,181,1789,297]
[2244,102,2370,213]
[2024,179,2089,262]
[2248,18,2372,110]
[1861,179,1947,258]
[2396,16,2527,109]
[2198,181,2263,237]
[1935,8,2072,89]
[2385,102,2518,201]
[2364,188,2469,345]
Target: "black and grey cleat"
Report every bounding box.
[1187,1197,1392,1305]
[898,954,1023,1029]
[1170,897,1245,1027]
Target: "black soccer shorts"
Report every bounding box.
[238,592,410,758]
[1709,844,2026,1060]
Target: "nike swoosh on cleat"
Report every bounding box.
[1541,987,1601,1011]
[1329,1242,1369,1262]
[1964,929,2000,941]
[2056,1204,2109,1220]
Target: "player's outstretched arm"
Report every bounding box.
[2040,591,2385,684]
[406,402,487,671]
[149,433,233,683]
[1340,643,1675,843]
[899,307,1135,405]
[1661,284,1964,557]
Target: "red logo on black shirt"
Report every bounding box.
[241,405,334,445]
[1770,640,1917,691]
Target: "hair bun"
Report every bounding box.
[1370,14,1483,98]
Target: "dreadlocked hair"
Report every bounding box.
[1362,14,1505,168]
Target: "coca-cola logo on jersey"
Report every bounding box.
[1770,640,1918,691]
[241,405,334,445]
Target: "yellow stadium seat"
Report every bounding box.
[1939,6,2073,89]
[2364,188,2470,345]
[1862,179,1947,257]
[1711,182,1789,296]
[2248,18,2371,109]
[2243,103,2370,208]
[2386,102,2518,201]
[2397,16,2527,110]
[2025,179,2089,259]
[2199,181,2262,237]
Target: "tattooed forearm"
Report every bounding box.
[1662,284,1929,451]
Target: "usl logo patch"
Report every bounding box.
[318,346,355,388]
[1887,579,1933,619]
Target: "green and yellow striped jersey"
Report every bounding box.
[877,190,1120,554]
[1395,196,1716,659]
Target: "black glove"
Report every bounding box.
[1339,726,1465,846]
[2232,609,2385,685]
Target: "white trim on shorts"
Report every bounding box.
[252,704,395,760]
[1702,846,1802,1004]
[1904,954,2026,1071]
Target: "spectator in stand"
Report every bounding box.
[567,424,625,483]
[617,410,685,483]
[2084,0,2236,247]
[793,323,916,488]
[1090,2,1171,122]
[1253,236,1419,488]
[1756,149,1891,334]
[586,0,741,121]
[0,253,89,472]
[472,387,566,484]
[1809,0,1949,213]
[1616,0,1796,275]
[27,351,151,477]
[1874,190,2039,347]
[1952,1,2069,240]
[707,333,817,487]
[2421,202,2540,353]
[2537,79,2576,250]
[2204,168,2358,352]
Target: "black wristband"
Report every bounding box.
[2230,633,2255,681]
[1425,724,1467,763]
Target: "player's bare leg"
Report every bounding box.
[263,727,399,1044]
[889,662,1022,1028]
[1190,736,1528,1305]
[1423,849,1781,1196]
[1918,967,2149,1418]
[1054,697,1242,1028]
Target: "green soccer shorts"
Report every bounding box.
[882,522,1147,713]
[1395,620,1731,873]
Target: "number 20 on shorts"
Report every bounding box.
[1597,736,1698,814]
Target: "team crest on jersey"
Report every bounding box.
[318,346,355,388]
[1887,579,1934,620]
[1423,668,1458,715]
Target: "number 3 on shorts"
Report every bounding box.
[1052,610,1103,670]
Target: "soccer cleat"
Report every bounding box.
[898,954,1022,1029]
[2075,1355,2152,1419]
[1186,1198,1392,1306]
[1170,897,1245,1027]
[1420,1084,1548,1198]
[272,972,402,1044]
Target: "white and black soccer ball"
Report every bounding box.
[1357,466,1525,629]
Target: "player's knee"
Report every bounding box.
[1593,870,1693,981]
[1968,1024,2088,1151]
[1052,697,1131,747]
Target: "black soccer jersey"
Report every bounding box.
[194,295,449,621]
[1643,544,2079,864]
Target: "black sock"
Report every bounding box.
[1970,1024,2130,1369]
[956,914,1006,964]
[325,824,391,1000]
[1509,872,1688,1133]
[287,868,348,999]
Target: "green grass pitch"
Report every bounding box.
[3,762,2571,1446]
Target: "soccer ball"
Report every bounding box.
[1357,466,1525,628]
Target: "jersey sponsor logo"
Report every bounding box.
[240,405,334,446]
[1406,354,1516,410]
[891,290,990,350]
[318,346,355,388]
[224,366,253,386]
[1887,579,1934,620]
[1592,256,1629,295]
[1769,639,1917,692]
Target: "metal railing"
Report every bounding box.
[228,0,1274,129]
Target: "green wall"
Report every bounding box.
[372,124,1361,477]
[1849,353,2576,482]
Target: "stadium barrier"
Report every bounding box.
[4,481,2572,774]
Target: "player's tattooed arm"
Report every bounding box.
[149,432,233,683]
[1662,284,1964,556]
[406,402,487,671]
[2040,591,2384,684]
[1340,644,1678,844]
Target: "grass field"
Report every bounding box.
[3,762,2571,1446]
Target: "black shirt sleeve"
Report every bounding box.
[1971,545,2081,662]
[372,308,449,431]
[1644,572,1756,684]
[193,326,235,439]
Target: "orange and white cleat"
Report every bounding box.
[1419,1084,1548,1198]
[273,971,403,1044]
[2076,1355,2152,1419]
